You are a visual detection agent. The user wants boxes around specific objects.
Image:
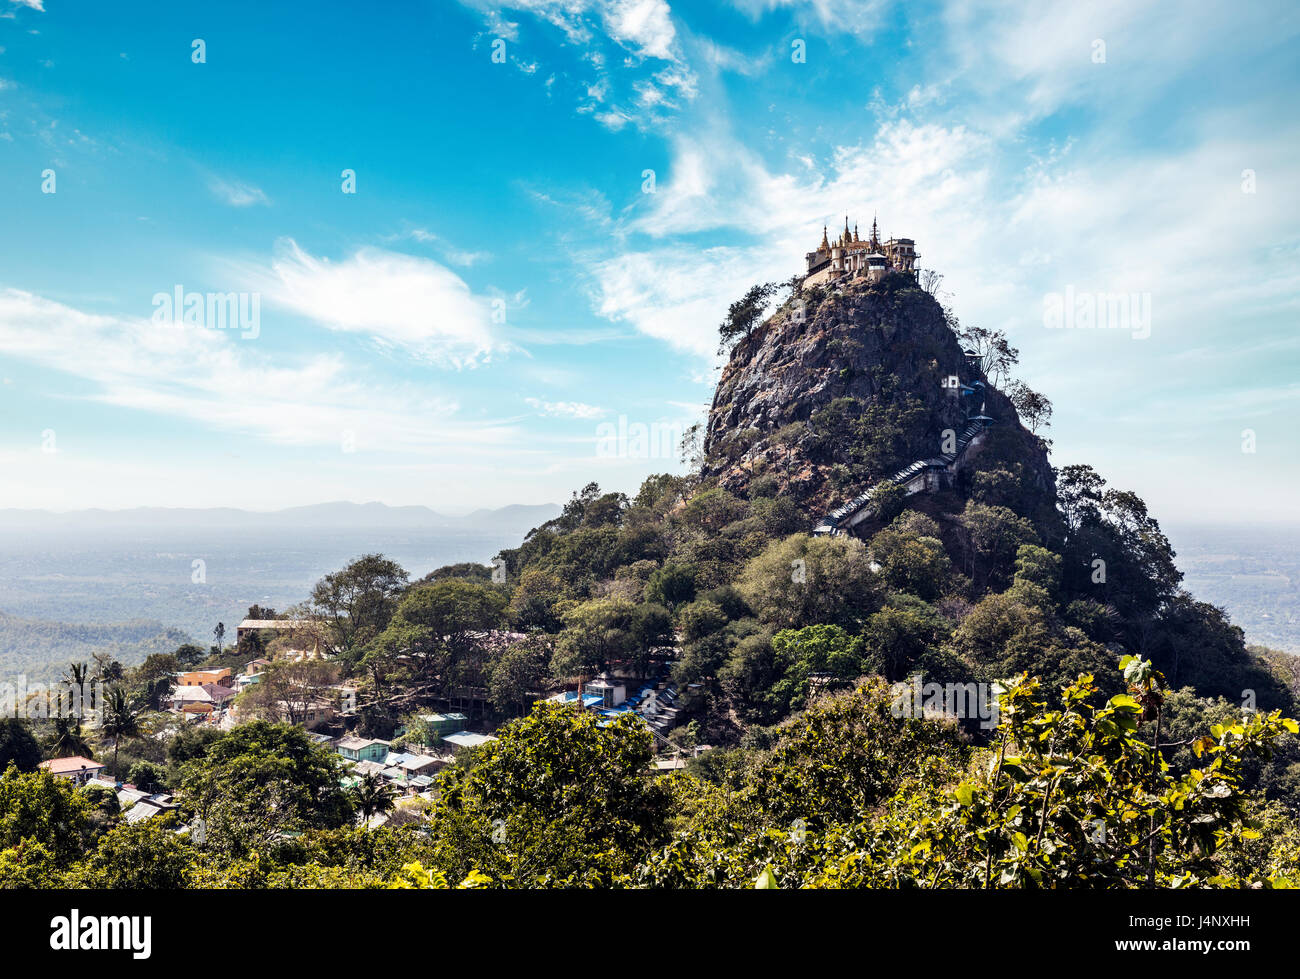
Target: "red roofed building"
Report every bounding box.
[39,756,105,785]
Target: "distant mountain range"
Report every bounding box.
[0,501,563,537]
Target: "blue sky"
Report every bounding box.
[0,0,1297,522]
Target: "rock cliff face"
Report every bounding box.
[701,273,1056,528]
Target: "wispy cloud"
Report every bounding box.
[207,175,269,207]
[241,239,511,368]
[459,0,696,130]
[525,396,606,419]
[0,288,525,456]
[402,228,491,267]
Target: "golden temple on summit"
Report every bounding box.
[804,215,919,287]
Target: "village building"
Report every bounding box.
[441,731,497,750]
[412,712,469,739]
[336,736,391,763]
[175,667,234,688]
[382,751,441,778]
[168,682,238,713]
[39,756,105,785]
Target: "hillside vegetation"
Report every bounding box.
[4,272,1298,889]
[0,612,187,683]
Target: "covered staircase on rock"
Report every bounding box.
[813,367,995,537]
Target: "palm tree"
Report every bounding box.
[65,661,89,689]
[48,715,92,759]
[351,772,396,824]
[57,661,93,752]
[99,685,142,778]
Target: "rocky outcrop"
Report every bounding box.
[701,273,1056,529]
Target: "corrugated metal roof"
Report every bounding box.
[124,802,162,824]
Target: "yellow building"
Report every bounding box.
[176,667,233,687]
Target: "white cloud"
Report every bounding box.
[525,397,607,419]
[602,0,677,60]
[591,242,787,356]
[728,0,889,36]
[697,39,768,77]
[464,0,680,60]
[585,118,990,354]
[0,288,525,456]
[208,175,269,207]
[402,228,491,267]
[459,0,696,129]
[245,239,508,368]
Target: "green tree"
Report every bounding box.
[100,684,143,778]
[237,658,338,726]
[718,281,779,348]
[640,658,1299,889]
[172,643,207,669]
[0,719,41,773]
[1006,380,1052,435]
[628,603,673,677]
[868,512,953,602]
[762,623,868,715]
[736,533,880,630]
[1013,544,1062,597]
[309,554,410,657]
[46,715,92,760]
[428,703,673,885]
[178,721,353,859]
[551,598,637,684]
[645,562,698,610]
[71,821,195,889]
[374,580,507,693]
[133,651,181,710]
[489,637,551,716]
[506,568,568,632]
[0,767,92,864]
[351,772,397,823]
[127,760,166,794]
[960,500,1039,590]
